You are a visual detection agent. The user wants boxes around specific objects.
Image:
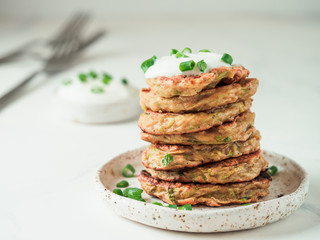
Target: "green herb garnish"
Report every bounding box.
[89,70,98,79]
[179,60,195,72]
[152,202,163,206]
[102,73,112,85]
[223,136,231,142]
[199,49,211,53]
[123,188,143,197]
[243,203,251,206]
[229,151,233,157]
[123,188,145,202]
[181,47,192,54]
[116,180,129,188]
[170,49,178,56]
[178,204,192,211]
[175,52,189,58]
[221,53,233,65]
[268,165,278,176]
[121,78,128,85]
[240,197,249,201]
[168,188,176,203]
[113,189,123,196]
[161,154,173,167]
[78,73,87,82]
[246,124,252,132]
[62,79,72,85]
[197,59,207,72]
[141,55,157,73]
[91,86,104,94]
[167,204,177,209]
[122,164,135,177]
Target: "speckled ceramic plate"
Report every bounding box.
[96,147,309,232]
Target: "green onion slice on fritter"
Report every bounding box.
[161,154,173,167]
[181,47,192,54]
[141,55,157,73]
[197,59,207,72]
[199,49,211,53]
[221,53,233,65]
[179,60,195,72]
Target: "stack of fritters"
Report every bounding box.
[138,65,271,207]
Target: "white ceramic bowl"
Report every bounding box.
[52,86,140,124]
[96,147,309,232]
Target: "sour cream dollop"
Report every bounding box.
[145,52,232,79]
[53,76,140,124]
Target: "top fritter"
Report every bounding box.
[141,48,250,98]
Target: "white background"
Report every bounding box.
[0,0,320,239]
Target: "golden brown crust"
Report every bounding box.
[140,111,255,145]
[138,99,252,135]
[145,150,268,184]
[138,171,271,206]
[142,130,261,170]
[140,78,258,113]
[146,65,250,98]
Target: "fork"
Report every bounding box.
[0,12,90,64]
[0,38,80,110]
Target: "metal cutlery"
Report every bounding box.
[0,30,105,110]
[0,12,90,64]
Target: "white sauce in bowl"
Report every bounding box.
[145,52,232,79]
[53,76,140,124]
[57,79,130,105]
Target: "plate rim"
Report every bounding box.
[95,146,309,231]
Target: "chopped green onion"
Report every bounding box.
[268,165,278,176]
[243,203,251,206]
[152,202,163,206]
[121,78,128,85]
[199,49,211,53]
[62,79,72,85]
[175,52,189,58]
[132,191,143,200]
[240,197,248,201]
[161,154,173,167]
[122,164,135,177]
[223,136,231,142]
[167,204,177,209]
[123,188,145,202]
[229,151,233,157]
[141,55,157,73]
[170,49,178,56]
[179,60,195,72]
[181,47,192,54]
[91,86,104,94]
[113,189,123,196]
[89,70,98,79]
[178,204,192,211]
[102,73,112,85]
[116,180,129,188]
[78,73,87,82]
[197,59,207,72]
[221,53,233,65]
[168,188,176,203]
[123,188,143,198]
[246,124,252,132]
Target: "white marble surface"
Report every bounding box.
[0,14,319,239]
